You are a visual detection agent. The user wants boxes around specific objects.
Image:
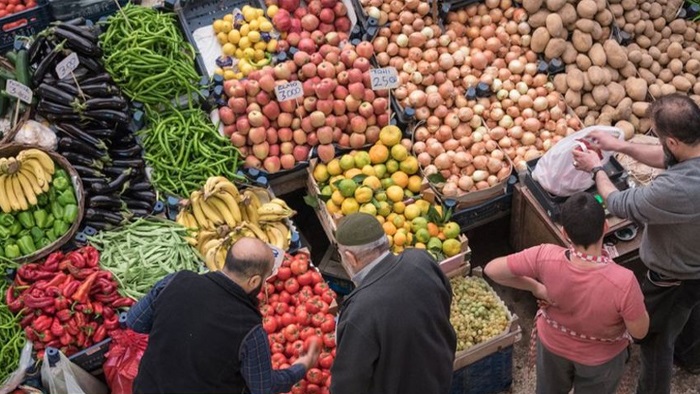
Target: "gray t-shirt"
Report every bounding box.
[607,157,700,279]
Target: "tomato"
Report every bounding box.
[269,294,279,303]
[282,255,293,268]
[321,318,335,333]
[280,362,291,369]
[5,5,14,13]
[319,352,334,369]
[264,282,275,294]
[277,266,292,280]
[321,370,330,384]
[278,290,292,305]
[281,312,296,327]
[271,353,286,364]
[0,10,8,17]
[0,4,5,10]
[307,383,321,394]
[274,302,288,315]
[299,326,316,341]
[320,387,330,394]
[306,368,324,384]
[285,342,296,357]
[291,339,305,356]
[262,316,278,333]
[283,324,300,342]
[311,313,325,328]
[297,271,313,286]
[298,287,314,303]
[323,332,336,348]
[319,300,330,314]
[291,258,309,275]
[314,282,330,295]
[14,4,23,12]
[8,0,19,5]
[295,308,311,326]
[290,381,307,394]
[260,304,273,317]
[270,332,285,344]
[321,290,335,305]
[305,297,323,314]
[303,335,321,352]
[326,375,332,388]
[273,279,285,292]
[310,270,323,284]
[270,342,285,354]
[284,278,300,294]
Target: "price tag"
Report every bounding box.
[55,52,80,80]
[275,81,303,102]
[370,67,399,90]
[6,80,32,104]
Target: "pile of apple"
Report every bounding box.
[218,42,391,173]
[258,252,338,393]
[267,0,352,54]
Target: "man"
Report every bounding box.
[127,237,319,394]
[330,213,457,394]
[573,93,700,394]
[485,193,649,394]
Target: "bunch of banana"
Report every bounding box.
[187,179,243,231]
[0,149,55,213]
[257,198,295,222]
[202,237,228,271]
[262,222,291,250]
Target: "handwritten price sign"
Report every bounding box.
[275,81,303,102]
[370,68,399,90]
[6,80,32,104]
[56,52,80,80]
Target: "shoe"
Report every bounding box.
[675,360,700,375]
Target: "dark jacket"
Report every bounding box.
[330,249,457,394]
[134,271,261,394]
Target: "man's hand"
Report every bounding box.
[532,282,555,307]
[294,338,321,370]
[588,130,624,152]
[572,149,603,173]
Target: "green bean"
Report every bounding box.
[0,280,25,384]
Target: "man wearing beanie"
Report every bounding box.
[330,213,457,394]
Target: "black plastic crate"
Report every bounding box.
[0,0,51,54]
[450,345,514,394]
[48,0,128,22]
[68,338,112,375]
[451,188,514,233]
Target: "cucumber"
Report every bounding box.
[15,50,30,89]
[5,51,17,66]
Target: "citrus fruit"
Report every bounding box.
[228,30,241,45]
[377,201,391,217]
[380,178,394,190]
[386,159,399,174]
[443,222,461,239]
[313,163,330,183]
[362,176,382,191]
[373,164,387,178]
[361,165,376,176]
[390,171,409,188]
[345,168,363,179]
[331,190,345,206]
[320,185,332,196]
[394,231,407,247]
[375,191,387,202]
[415,228,430,243]
[213,19,224,33]
[392,215,405,229]
[327,159,342,176]
[369,144,389,164]
[217,32,228,44]
[386,185,404,202]
[354,186,373,204]
[408,175,422,193]
[442,239,462,257]
[360,203,377,216]
[391,144,409,161]
[339,154,355,170]
[338,179,358,198]
[266,5,279,17]
[404,204,422,220]
[393,201,405,214]
[326,200,340,214]
[382,222,397,236]
[341,198,360,215]
[427,237,443,251]
[411,217,428,232]
[354,151,371,168]
[427,223,440,237]
[399,156,419,175]
[379,125,402,147]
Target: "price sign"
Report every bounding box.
[55,52,80,80]
[370,67,399,90]
[275,81,303,102]
[6,80,32,104]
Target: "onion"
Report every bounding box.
[508,89,521,101]
[521,132,537,145]
[472,170,488,182]
[490,107,505,121]
[396,34,409,47]
[421,26,434,39]
[508,59,524,74]
[533,97,548,112]
[510,126,524,139]
[439,53,455,70]
[498,115,514,128]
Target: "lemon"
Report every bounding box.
[214,68,224,76]
[223,14,234,22]
[238,36,251,49]
[341,198,360,215]
[216,32,228,44]
[266,5,279,18]
[222,43,236,56]
[248,30,261,43]
[221,21,233,33]
[266,39,278,52]
[239,24,250,37]
[260,20,273,32]
[235,48,243,59]
[248,19,259,31]
[213,19,224,33]
[253,49,265,61]
[256,8,264,17]
[243,47,255,60]
[227,29,241,45]
[243,7,257,22]
[223,69,237,80]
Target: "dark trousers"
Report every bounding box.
[636,274,700,394]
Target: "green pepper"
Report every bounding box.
[33,209,48,228]
[57,189,76,206]
[53,220,69,237]
[48,187,57,203]
[37,238,51,249]
[45,229,57,242]
[30,227,44,243]
[0,225,10,239]
[17,211,34,229]
[0,246,5,258]
[54,169,68,182]
[36,193,48,206]
[51,201,64,219]
[0,213,13,227]
[9,221,21,236]
[63,204,79,223]
[4,243,20,259]
[53,177,70,192]
[17,235,36,255]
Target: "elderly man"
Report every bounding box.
[128,237,319,394]
[330,213,457,394]
[573,93,700,394]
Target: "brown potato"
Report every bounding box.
[572,30,593,53]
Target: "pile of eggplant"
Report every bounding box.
[29,18,157,231]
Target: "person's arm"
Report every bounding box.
[484,257,552,303]
[588,130,666,169]
[239,325,315,394]
[330,320,378,394]
[619,276,650,340]
[625,313,650,340]
[126,272,177,333]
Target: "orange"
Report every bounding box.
[379,125,402,147]
[390,171,409,189]
[382,221,397,236]
[369,144,389,164]
[427,223,440,237]
[407,175,422,193]
[399,156,419,175]
[386,185,404,202]
[393,231,407,247]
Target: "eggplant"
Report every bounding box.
[37,83,77,103]
[79,177,105,185]
[110,144,142,159]
[45,113,82,122]
[127,190,156,202]
[84,97,128,112]
[32,47,61,86]
[73,165,104,178]
[111,158,144,168]
[84,209,127,225]
[59,137,109,160]
[76,55,101,73]
[60,17,86,26]
[80,83,120,98]
[28,36,47,65]
[126,181,152,192]
[38,100,75,115]
[122,198,154,211]
[62,151,105,169]
[87,195,125,209]
[56,123,108,150]
[81,73,112,85]
[53,26,101,57]
[85,128,116,140]
[55,22,98,42]
[56,66,89,82]
[90,168,132,194]
[83,220,114,231]
[103,166,138,177]
[54,81,82,97]
[113,133,136,146]
[83,109,129,124]
[128,208,152,217]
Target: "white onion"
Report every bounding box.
[396,34,409,47]
[508,89,521,101]
[498,115,513,128]
[421,27,434,39]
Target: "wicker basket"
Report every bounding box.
[0,110,33,145]
[0,143,85,264]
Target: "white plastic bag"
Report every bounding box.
[40,348,108,394]
[532,126,623,197]
[0,342,33,394]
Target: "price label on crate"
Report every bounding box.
[6,80,32,104]
[275,81,303,102]
[370,68,399,90]
[55,52,80,80]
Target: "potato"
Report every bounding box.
[653,17,666,32]
[531,27,551,53]
[607,82,626,106]
[672,76,692,92]
[584,114,597,127]
[610,4,623,17]
[650,61,662,76]
[546,0,566,11]
[608,67,620,82]
[553,73,568,93]
[615,100,633,122]
[687,59,700,75]
[594,0,606,11]
[658,54,670,67]
[583,72,594,91]
[670,19,687,35]
[655,39,670,53]
[522,0,544,13]
[587,65,606,85]
[661,26,672,38]
[684,28,696,42]
[670,34,684,44]
[597,113,613,126]
[574,105,589,119]
[644,21,656,37]
[529,10,550,28]
[639,54,654,69]
[660,84,677,96]
[624,9,641,24]
[625,77,648,101]
[589,43,607,67]
[601,27,612,41]
[634,21,646,35]
[566,68,585,91]
[667,42,683,59]
[669,59,684,75]
[648,84,661,98]
[575,20,595,34]
[694,82,700,95]
[649,2,662,18]
[546,14,565,39]
[572,30,593,53]
[620,62,637,78]
[639,117,653,133]
[623,23,635,34]
[615,121,635,140]
[621,0,636,11]
[628,50,642,65]
[565,90,582,107]
[593,86,610,106]
[681,52,691,63]
[576,54,592,70]
[604,40,628,69]
[576,0,598,18]
[638,68,656,85]
[648,46,661,60]
[544,38,567,59]
[636,35,651,49]
[562,42,578,64]
[596,9,613,26]
[650,32,662,47]
[693,51,700,62]
[591,23,604,41]
[629,115,640,130]
[659,69,674,83]
[560,4,577,28]
[632,101,650,117]
[684,73,697,86]
[582,92,597,109]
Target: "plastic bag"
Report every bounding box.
[103,329,149,394]
[532,126,623,197]
[40,348,108,394]
[0,342,33,394]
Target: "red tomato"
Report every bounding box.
[0,10,7,17]
[269,294,279,303]
[307,383,321,394]
[291,339,304,356]
[331,348,336,358]
[5,5,13,13]
[26,1,36,9]
[260,304,273,317]
[8,0,19,5]
[303,335,322,352]
[290,381,307,394]
[278,290,291,305]
[325,375,332,388]
[277,266,292,280]
[281,312,296,327]
[13,4,23,11]
[280,362,291,369]
[291,258,309,275]
[271,352,286,364]
[299,326,316,341]
[270,332,285,344]
[319,352,334,369]
[297,271,313,286]
[0,4,5,10]
[321,318,335,333]
[273,279,285,292]
[321,370,330,385]
[295,308,311,326]
[284,278,300,294]
[274,302,288,316]
[270,342,285,355]
[323,332,336,348]
[298,287,314,303]
[306,368,324,384]
[319,300,330,314]
[314,282,330,295]
[321,290,335,305]
[285,342,296,357]
[310,270,323,284]
[283,324,300,342]
[320,386,330,394]
[311,313,325,328]
[262,316,278,333]
[282,255,293,268]
[305,297,323,314]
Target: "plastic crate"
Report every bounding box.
[48,0,128,22]
[451,189,514,233]
[450,346,514,394]
[68,338,112,375]
[0,1,51,54]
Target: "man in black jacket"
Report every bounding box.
[330,213,457,394]
[128,237,319,394]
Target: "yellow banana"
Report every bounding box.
[242,222,269,242]
[15,172,37,207]
[12,176,29,211]
[22,159,50,192]
[0,175,12,213]
[257,203,293,218]
[18,149,55,175]
[248,187,271,205]
[200,199,226,226]
[211,191,242,223]
[244,190,262,210]
[5,175,21,211]
[191,193,213,229]
[239,202,250,223]
[207,196,237,227]
[204,245,220,271]
[197,230,218,252]
[202,238,226,255]
[0,158,8,174]
[264,225,286,249]
[270,198,292,210]
[216,247,227,270]
[19,167,43,196]
[213,180,240,199]
[270,221,291,240]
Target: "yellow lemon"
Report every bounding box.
[228,29,241,45]
[359,203,377,216]
[362,176,381,191]
[442,222,461,239]
[223,69,237,80]
[238,36,251,49]
[239,62,253,76]
[313,163,330,183]
[223,14,234,22]
[243,7,257,22]
[382,222,397,236]
[266,39,278,52]
[404,204,422,220]
[361,165,376,177]
[213,19,224,33]
[221,21,233,33]
[243,47,255,60]
[393,201,405,214]
[260,20,273,32]
[239,24,250,37]
[248,19,259,31]
[386,185,404,202]
[253,49,265,62]
[326,200,340,214]
[222,43,236,56]
[331,190,345,206]
[327,159,342,176]
[390,171,408,189]
[217,32,229,44]
[443,239,462,257]
[408,175,422,193]
[345,168,362,179]
[341,198,360,215]
[354,186,374,204]
[254,41,268,51]
[267,5,279,18]
[214,68,224,76]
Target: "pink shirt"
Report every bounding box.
[507,244,646,366]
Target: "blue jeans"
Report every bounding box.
[636,274,700,394]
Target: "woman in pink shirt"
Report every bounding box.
[485,193,649,394]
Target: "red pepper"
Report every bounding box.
[54,296,70,311]
[5,286,16,305]
[68,252,87,269]
[36,349,45,359]
[56,309,72,322]
[17,264,39,281]
[74,268,96,280]
[25,295,54,310]
[82,246,100,267]
[94,293,119,303]
[43,252,63,272]
[72,272,99,303]
[41,330,55,344]
[46,339,60,348]
[59,333,72,346]
[32,280,48,291]
[33,271,57,281]
[93,326,107,342]
[62,280,80,298]
[96,271,113,281]
[74,312,86,327]
[20,314,34,328]
[50,318,65,337]
[32,316,52,331]
[38,273,68,290]
[104,315,120,331]
[66,319,79,336]
[24,327,38,341]
[76,331,86,348]
[111,297,135,308]
[58,258,72,272]
[92,302,103,316]
[103,306,115,319]
[43,306,56,315]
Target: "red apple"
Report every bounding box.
[317,144,335,162]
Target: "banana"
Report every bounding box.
[270,221,291,240]
[241,222,269,242]
[18,149,55,175]
[211,191,242,222]
[212,180,240,199]
[204,245,220,271]
[15,172,37,206]
[207,196,238,227]
[191,193,214,229]
[12,175,29,211]
[22,159,50,192]
[197,230,218,252]
[204,176,230,195]
[264,224,286,249]
[257,203,294,221]
[200,198,226,226]
[244,190,262,210]
[239,202,250,223]
[216,247,227,270]
[176,210,198,229]
[202,238,226,255]
[19,167,43,196]
[0,175,12,213]
[0,158,8,174]
[270,198,293,210]
[5,175,21,211]
[248,187,271,205]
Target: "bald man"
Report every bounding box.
[128,237,319,394]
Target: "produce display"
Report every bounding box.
[88,218,203,299]
[0,50,32,135]
[258,252,337,392]
[0,264,24,384]
[268,0,353,53]
[0,0,38,21]
[0,150,78,259]
[7,246,134,359]
[450,275,510,352]
[213,6,278,79]
[176,176,295,271]
[30,20,157,227]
